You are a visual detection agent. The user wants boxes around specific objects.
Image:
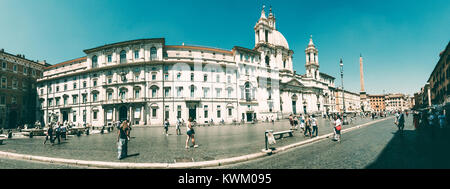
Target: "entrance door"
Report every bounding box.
[246,113,253,122]
[292,101,297,115]
[189,106,196,121]
[119,106,128,121]
[62,111,68,122]
[8,111,17,128]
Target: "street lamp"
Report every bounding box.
[340,58,348,125]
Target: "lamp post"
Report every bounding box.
[340,58,348,125]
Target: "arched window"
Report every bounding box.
[120,50,126,63]
[283,60,286,68]
[150,47,157,60]
[92,55,98,68]
[265,56,270,67]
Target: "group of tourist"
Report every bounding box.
[288,114,320,138]
[291,113,342,142]
[413,109,447,133]
[43,121,70,145]
[161,117,198,149]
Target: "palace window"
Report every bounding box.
[135,89,140,98]
[1,77,6,89]
[265,56,270,67]
[92,55,98,68]
[107,55,112,63]
[191,73,194,81]
[107,92,113,101]
[152,88,157,98]
[120,50,126,63]
[0,96,5,105]
[134,50,139,59]
[150,47,157,60]
[73,95,78,104]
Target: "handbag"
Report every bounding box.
[336,125,342,131]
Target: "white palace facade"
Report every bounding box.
[37,6,344,127]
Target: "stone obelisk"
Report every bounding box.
[360,54,367,99]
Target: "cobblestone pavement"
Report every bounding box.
[0,117,377,165]
[220,116,450,169]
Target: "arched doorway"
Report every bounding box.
[119,106,128,121]
[8,111,17,128]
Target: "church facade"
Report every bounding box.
[36,6,345,127]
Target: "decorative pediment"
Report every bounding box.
[284,78,305,87]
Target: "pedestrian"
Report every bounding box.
[311,115,318,137]
[293,116,299,130]
[164,118,169,136]
[397,111,405,133]
[43,125,54,145]
[300,114,305,131]
[126,120,131,140]
[438,111,446,129]
[176,118,182,135]
[333,115,342,142]
[304,114,312,137]
[54,124,61,144]
[185,117,198,149]
[61,122,67,140]
[117,121,130,160]
[288,114,294,130]
[413,111,419,129]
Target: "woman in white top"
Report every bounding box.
[334,115,342,142]
[185,117,198,149]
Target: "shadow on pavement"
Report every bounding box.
[122,153,140,160]
[366,127,450,169]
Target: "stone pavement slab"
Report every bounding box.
[0,117,381,164]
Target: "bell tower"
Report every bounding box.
[305,35,319,79]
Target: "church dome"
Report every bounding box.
[272,30,289,49]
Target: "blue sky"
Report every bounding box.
[0,0,449,96]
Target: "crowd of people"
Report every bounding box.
[287,113,343,142]
[412,109,447,133]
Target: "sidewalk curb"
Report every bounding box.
[0,117,391,169]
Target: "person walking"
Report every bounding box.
[438,111,446,129]
[54,124,61,144]
[288,114,294,130]
[176,118,182,135]
[43,125,54,145]
[413,111,419,129]
[311,115,318,137]
[164,118,169,136]
[293,116,299,130]
[117,121,130,160]
[300,114,305,131]
[333,115,342,142]
[397,111,405,133]
[185,117,198,149]
[303,114,312,137]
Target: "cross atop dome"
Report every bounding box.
[260,4,266,19]
[308,35,315,47]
